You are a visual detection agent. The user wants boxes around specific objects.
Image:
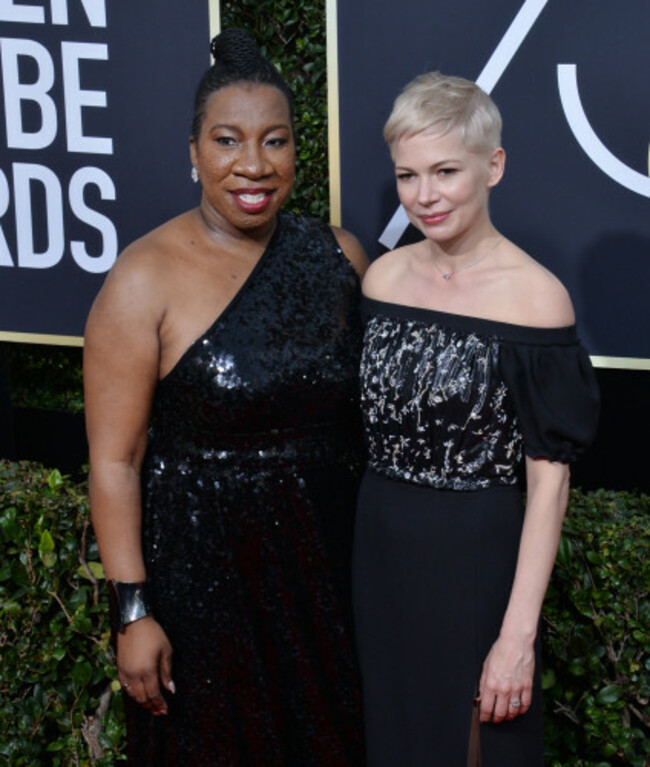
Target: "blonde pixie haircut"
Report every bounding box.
[384,71,502,154]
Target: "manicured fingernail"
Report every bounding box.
[168,680,176,694]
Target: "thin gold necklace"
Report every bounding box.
[430,236,502,281]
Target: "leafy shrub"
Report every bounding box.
[2,461,647,764]
[6,344,84,415]
[0,460,123,764]
[542,489,650,766]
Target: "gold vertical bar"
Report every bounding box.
[326,0,342,226]
[209,0,221,50]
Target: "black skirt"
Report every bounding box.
[352,471,543,767]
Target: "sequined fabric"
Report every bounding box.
[361,297,599,490]
[361,302,520,490]
[127,213,365,765]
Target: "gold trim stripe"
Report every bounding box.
[0,331,84,347]
[326,0,342,226]
[590,356,650,371]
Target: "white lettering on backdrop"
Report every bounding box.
[0,0,117,273]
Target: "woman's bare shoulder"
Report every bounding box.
[101,211,196,293]
[86,211,196,336]
[117,211,194,271]
[361,245,414,300]
[498,243,575,327]
[330,225,369,278]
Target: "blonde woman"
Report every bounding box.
[353,72,599,765]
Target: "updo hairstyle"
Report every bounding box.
[191,28,295,140]
[383,72,502,154]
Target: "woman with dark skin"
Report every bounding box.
[85,29,367,764]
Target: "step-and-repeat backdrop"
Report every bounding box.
[332,0,650,365]
[0,1,217,343]
[3,1,648,363]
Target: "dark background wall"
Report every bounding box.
[336,0,650,360]
[1,1,647,494]
[0,2,209,340]
[570,368,648,493]
[335,0,650,494]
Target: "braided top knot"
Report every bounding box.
[209,28,263,73]
[191,27,294,140]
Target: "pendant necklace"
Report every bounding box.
[431,236,502,281]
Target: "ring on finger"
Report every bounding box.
[510,697,521,708]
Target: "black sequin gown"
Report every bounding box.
[353,297,599,767]
[125,213,366,765]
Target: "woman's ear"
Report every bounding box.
[487,147,506,188]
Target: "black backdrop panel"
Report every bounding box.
[0,2,210,338]
[336,0,650,360]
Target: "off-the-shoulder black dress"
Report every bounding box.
[353,297,599,767]
[125,214,366,765]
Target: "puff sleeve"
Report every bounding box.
[499,332,600,463]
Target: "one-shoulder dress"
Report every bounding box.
[125,213,366,765]
[353,297,599,767]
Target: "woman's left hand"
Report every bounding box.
[477,633,535,723]
[477,459,570,724]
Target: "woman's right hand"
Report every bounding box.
[117,616,174,715]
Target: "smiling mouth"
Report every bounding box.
[420,211,450,225]
[237,192,268,204]
[231,189,274,212]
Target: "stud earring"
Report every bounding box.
[191,166,199,183]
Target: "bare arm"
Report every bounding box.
[331,225,369,278]
[478,456,570,722]
[84,251,174,714]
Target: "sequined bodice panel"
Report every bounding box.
[360,298,597,490]
[145,213,363,473]
[361,300,521,490]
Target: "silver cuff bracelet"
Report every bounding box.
[107,579,153,634]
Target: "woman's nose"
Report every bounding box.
[417,176,440,205]
[235,142,271,177]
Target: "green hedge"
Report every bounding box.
[1,460,648,764]
[542,490,650,766]
[0,461,123,765]
[5,345,84,414]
